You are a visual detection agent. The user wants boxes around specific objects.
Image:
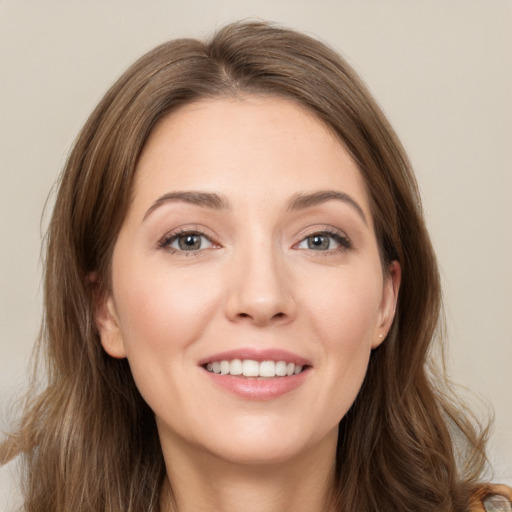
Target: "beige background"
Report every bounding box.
[1,0,511,497]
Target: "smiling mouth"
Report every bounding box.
[203,359,306,378]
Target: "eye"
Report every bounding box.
[296,231,351,252]
[160,231,216,252]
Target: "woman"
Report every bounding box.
[1,20,510,512]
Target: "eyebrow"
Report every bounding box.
[143,189,367,224]
[287,190,367,224]
[143,191,230,221]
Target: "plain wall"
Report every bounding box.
[1,0,511,497]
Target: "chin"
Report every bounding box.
[193,417,336,467]
[206,441,308,467]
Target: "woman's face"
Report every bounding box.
[97,96,400,466]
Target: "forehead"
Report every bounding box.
[132,96,371,218]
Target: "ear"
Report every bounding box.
[94,287,127,359]
[372,260,401,349]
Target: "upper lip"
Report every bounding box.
[198,348,312,367]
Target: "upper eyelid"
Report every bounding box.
[296,225,350,241]
[160,225,217,240]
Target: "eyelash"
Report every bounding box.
[158,227,352,255]
[158,227,218,256]
[295,228,352,254]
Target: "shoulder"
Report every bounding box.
[469,484,512,512]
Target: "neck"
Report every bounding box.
[159,431,338,512]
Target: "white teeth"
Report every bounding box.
[220,360,230,375]
[275,361,287,376]
[242,359,259,377]
[230,358,242,375]
[205,359,305,377]
[259,360,275,377]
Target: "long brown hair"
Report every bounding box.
[1,21,487,511]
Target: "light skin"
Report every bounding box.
[96,96,401,512]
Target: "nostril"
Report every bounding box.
[235,311,286,322]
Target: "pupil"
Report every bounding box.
[179,234,201,250]
[309,235,329,250]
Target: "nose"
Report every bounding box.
[224,244,296,327]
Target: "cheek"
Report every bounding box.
[111,258,220,377]
[116,250,218,328]
[111,260,224,422]
[303,264,383,347]
[300,265,383,419]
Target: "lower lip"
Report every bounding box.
[203,369,310,400]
